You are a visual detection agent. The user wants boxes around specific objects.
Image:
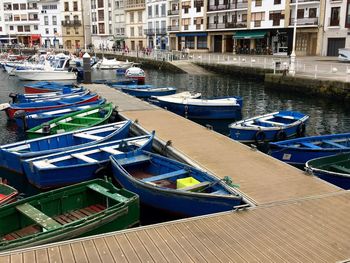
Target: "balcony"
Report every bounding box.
[125,0,145,10]
[290,17,318,26]
[207,21,247,29]
[61,20,82,26]
[208,1,247,12]
[144,28,167,35]
[168,25,179,31]
[168,9,179,16]
[290,0,319,3]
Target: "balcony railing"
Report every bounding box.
[125,0,145,9]
[290,0,319,3]
[207,21,247,29]
[61,20,82,26]
[168,25,179,31]
[290,17,318,26]
[168,9,179,15]
[144,28,167,35]
[208,1,247,11]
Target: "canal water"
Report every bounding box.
[0,69,350,224]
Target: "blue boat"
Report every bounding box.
[22,133,154,189]
[110,150,243,217]
[15,98,106,129]
[24,82,78,93]
[110,84,154,89]
[0,121,131,174]
[305,152,350,189]
[10,87,85,103]
[152,95,243,120]
[269,133,350,166]
[229,111,309,144]
[121,86,177,98]
[93,79,137,86]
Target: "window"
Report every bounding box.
[98,10,104,20]
[309,8,317,18]
[52,16,57,25]
[346,0,350,28]
[73,1,78,11]
[161,4,166,16]
[45,28,49,34]
[34,25,38,30]
[9,26,13,30]
[24,25,30,32]
[148,21,152,32]
[185,36,194,49]
[138,11,142,22]
[269,11,284,26]
[98,0,104,8]
[17,26,23,32]
[44,16,49,25]
[155,5,159,16]
[223,15,227,24]
[330,7,339,26]
[255,0,262,7]
[66,28,71,35]
[197,36,207,49]
[21,14,27,21]
[13,4,19,10]
[74,15,79,22]
[99,23,105,34]
[251,12,265,27]
[130,12,134,23]
[138,26,142,36]
[75,27,79,34]
[92,25,97,34]
[148,6,152,17]
[20,3,26,10]
[120,28,124,34]
[130,27,134,36]
[54,28,57,34]
[75,40,80,49]
[297,9,304,19]
[242,13,247,22]
[64,2,69,11]
[14,15,20,21]
[274,0,281,4]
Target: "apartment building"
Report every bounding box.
[322,0,350,56]
[90,0,113,50]
[61,0,84,50]
[146,0,167,49]
[2,0,41,47]
[124,0,146,51]
[38,0,62,48]
[113,0,126,49]
[168,0,206,51]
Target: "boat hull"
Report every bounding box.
[16,71,77,81]
[121,87,177,98]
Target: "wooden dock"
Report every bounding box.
[1,84,348,262]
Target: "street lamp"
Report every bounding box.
[289,0,298,76]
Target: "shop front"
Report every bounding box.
[175,32,208,52]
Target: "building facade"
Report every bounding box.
[38,0,62,48]
[146,0,167,50]
[112,0,126,49]
[124,0,146,51]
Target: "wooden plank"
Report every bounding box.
[70,242,88,263]
[47,247,62,263]
[103,236,128,263]
[81,240,101,263]
[59,244,75,263]
[125,232,154,263]
[0,255,10,263]
[115,234,141,263]
[35,249,49,263]
[22,251,35,263]
[10,254,22,263]
[135,230,168,263]
[93,237,115,263]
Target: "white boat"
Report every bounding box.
[96,58,133,70]
[14,58,77,81]
[338,48,350,62]
[125,66,145,84]
[153,91,201,100]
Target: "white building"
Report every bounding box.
[90,0,113,50]
[322,0,349,56]
[113,0,126,49]
[3,0,41,47]
[124,0,146,51]
[38,0,62,48]
[146,0,167,50]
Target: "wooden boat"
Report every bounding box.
[26,103,115,139]
[2,92,99,120]
[93,79,137,86]
[110,150,243,216]
[22,133,154,189]
[0,179,139,252]
[0,121,131,174]
[111,84,154,89]
[306,153,350,189]
[0,181,18,206]
[24,82,78,94]
[15,98,106,130]
[269,133,350,166]
[121,86,177,98]
[229,111,309,144]
[152,95,243,120]
[125,66,145,84]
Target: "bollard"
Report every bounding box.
[83,52,91,84]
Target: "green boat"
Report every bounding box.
[0,179,139,252]
[306,152,350,189]
[26,103,115,139]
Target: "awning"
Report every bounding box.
[176,32,207,37]
[233,30,267,39]
[31,34,41,40]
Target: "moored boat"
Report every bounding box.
[0,179,139,252]
[110,150,244,216]
[152,95,243,120]
[121,86,177,98]
[96,58,133,70]
[125,66,145,84]
[269,133,350,166]
[0,181,18,206]
[229,111,309,144]
[24,82,78,94]
[0,121,131,173]
[22,133,154,189]
[306,152,350,189]
[26,103,115,139]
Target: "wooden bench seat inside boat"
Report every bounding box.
[118,155,151,166]
[73,132,103,140]
[330,164,350,174]
[71,153,98,163]
[142,169,188,183]
[273,114,297,120]
[74,117,101,121]
[180,181,211,191]
[16,203,61,230]
[87,183,128,203]
[100,147,123,155]
[58,122,89,127]
[53,204,106,225]
[323,140,347,149]
[299,142,322,149]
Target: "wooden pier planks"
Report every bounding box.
[1,191,350,262]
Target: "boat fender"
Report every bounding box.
[8,92,18,103]
[296,123,306,137]
[275,130,287,141]
[94,166,109,178]
[184,105,189,118]
[254,130,266,144]
[42,123,51,134]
